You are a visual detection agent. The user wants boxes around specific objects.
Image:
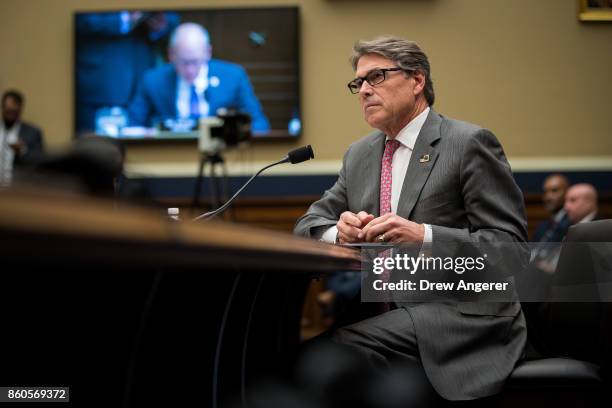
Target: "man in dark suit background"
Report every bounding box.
[294,37,528,402]
[533,174,571,242]
[528,174,571,275]
[75,11,179,132]
[564,183,600,224]
[519,175,571,347]
[0,90,44,187]
[128,22,270,133]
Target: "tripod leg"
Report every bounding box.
[193,154,207,207]
[219,160,234,221]
[209,159,221,210]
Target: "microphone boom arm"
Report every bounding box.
[192,158,287,221]
[192,145,314,222]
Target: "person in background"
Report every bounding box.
[529,174,571,275]
[0,90,44,187]
[530,183,606,363]
[564,183,600,224]
[75,11,180,132]
[533,174,571,242]
[128,22,270,133]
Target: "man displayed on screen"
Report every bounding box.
[294,37,528,402]
[128,22,270,133]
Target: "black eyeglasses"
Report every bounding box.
[347,67,404,94]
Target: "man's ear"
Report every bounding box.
[168,48,175,63]
[205,45,213,60]
[412,71,426,96]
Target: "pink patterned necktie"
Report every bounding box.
[378,139,400,312]
[380,139,401,215]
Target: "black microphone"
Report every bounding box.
[193,145,315,221]
[287,145,314,164]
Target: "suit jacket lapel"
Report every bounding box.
[397,109,442,219]
[361,131,385,216]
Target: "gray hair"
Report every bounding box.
[350,36,435,106]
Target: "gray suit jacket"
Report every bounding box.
[294,109,528,400]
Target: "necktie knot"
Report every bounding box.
[385,139,401,154]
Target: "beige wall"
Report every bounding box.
[1,0,611,172]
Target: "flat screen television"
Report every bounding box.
[74,7,300,141]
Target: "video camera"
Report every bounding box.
[198,109,252,154]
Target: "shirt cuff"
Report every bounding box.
[419,223,433,256]
[320,225,339,244]
[423,223,432,243]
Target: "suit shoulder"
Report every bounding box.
[441,116,484,138]
[209,59,247,76]
[20,122,42,135]
[346,130,383,153]
[440,115,500,146]
[20,122,39,131]
[143,64,175,83]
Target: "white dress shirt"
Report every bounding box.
[322,107,433,244]
[176,64,210,119]
[0,122,20,188]
[577,211,597,224]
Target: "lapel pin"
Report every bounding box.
[419,154,430,163]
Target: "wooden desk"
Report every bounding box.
[0,187,358,407]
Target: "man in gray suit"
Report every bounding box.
[294,37,528,401]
